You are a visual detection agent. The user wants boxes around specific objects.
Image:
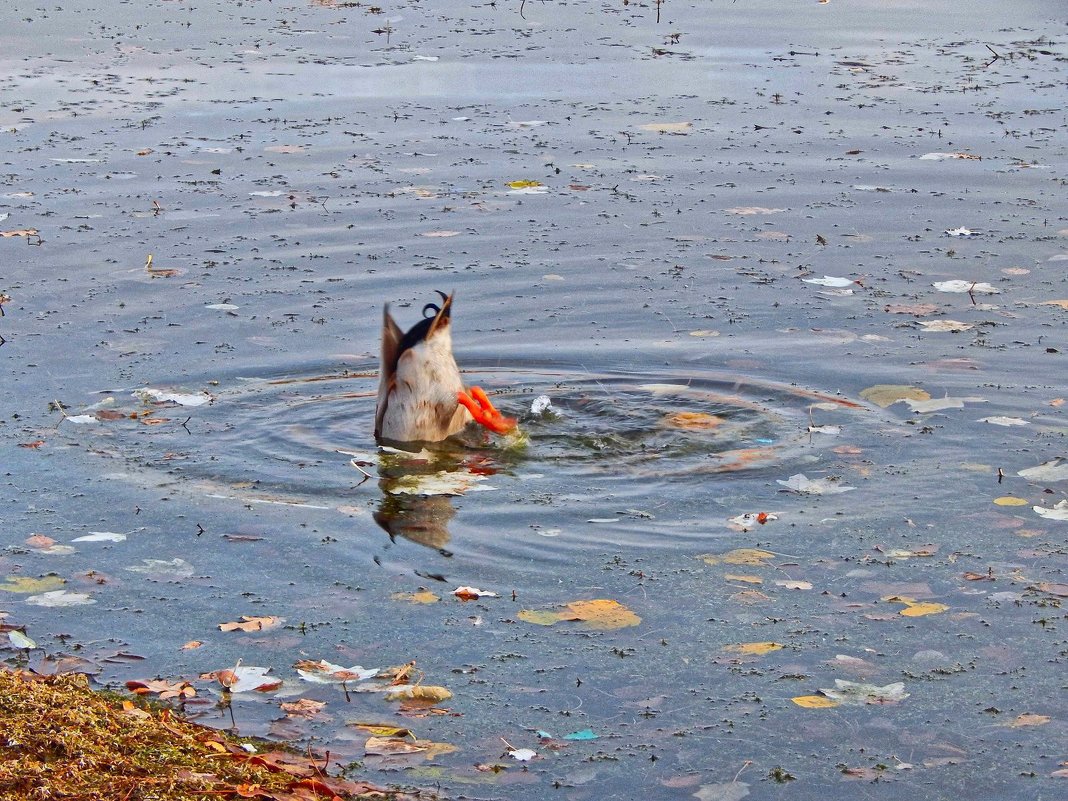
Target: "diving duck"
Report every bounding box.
[375,292,516,444]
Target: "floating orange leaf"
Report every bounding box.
[218,615,284,633]
[662,411,724,430]
[724,642,784,656]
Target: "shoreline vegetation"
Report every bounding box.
[0,667,421,801]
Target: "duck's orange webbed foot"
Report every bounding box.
[457,386,517,435]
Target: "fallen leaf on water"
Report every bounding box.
[904,396,972,412]
[775,580,812,590]
[860,384,930,408]
[724,574,762,584]
[662,411,724,430]
[219,615,284,633]
[776,473,855,495]
[508,747,538,761]
[264,144,306,154]
[26,590,96,607]
[1035,582,1068,598]
[364,736,432,755]
[1032,500,1068,521]
[727,512,777,530]
[692,781,750,801]
[506,179,542,189]
[351,722,412,737]
[723,642,784,656]
[1009,713,1050,728]
[18,440,45,449]
[819,679,909,705]
[181,640,203,650]
[882,595,949,617]
[791,695,840,709]
[697,548,776,566]
[517,599,641,630]
[295,660,379,684]
[919,151,982,160]
[993,496,1029,507]
[725,206,784,215]
[72,531,127,543]
[637,121,692,133]
[0,576,66,594]
[803,275,856,288]
[917,320,974,332]
[943,227,980,237]
[8,630,37,649]
[1018,459,1068,482]
[204,665,282,693]
[133,387,213,407]
[384,685,452,703]
[884,303,939,316]
[453,586,497,600]
[391,590,440,604]
[0,229,39,238]
[979,416,1029,427]
[933,280,999,293]
[125,558,195,579]
[126,679,196,700]
[1041,299,1068,309]
[280,698,326,718]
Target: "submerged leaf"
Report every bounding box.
[860,384,930,408]
[776,474,856,495]
[698,548,776,566]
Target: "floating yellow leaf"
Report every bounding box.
[898,601,950,617]
[391,591,440,604]
[518,599,640,630]
[792,695,840,709]
[1040,299,1068,309]
[0,575,66,594]
[882,595,949,617]
[859,384,930,408]
[662,411,724,430]
[993,496,1028,506]
[385,685,452,703]
[724,574,763,585]
[507,179,542,189]
[353,723,414,738]
[563,599,641,630]
[724,642,784,656]
[698,548,776,566]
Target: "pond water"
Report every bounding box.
[2,1,1066,798]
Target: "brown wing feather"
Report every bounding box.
[375,305,404,438]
